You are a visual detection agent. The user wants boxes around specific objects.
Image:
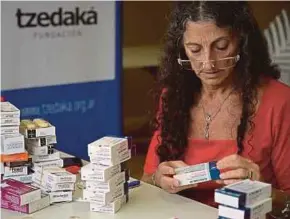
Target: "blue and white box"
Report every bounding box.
[173,161,220,185]
[218,198,272,219]
[215,179,272,208]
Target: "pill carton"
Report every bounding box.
[20,119,56,138]
[3,165,28,177]
[1,179,41,206]
[25,135,57,147]
[1,126,19,136]
[90,194,129,214]
[88,136,129,157]
[0,151,29,162]
[2,174,33,184]
[83,182,128,206]
[86,170,129,192]
[218,198,272,219]
[81,162,126,182]
[1,192,50,214]
[89,149,131,166]
[32,159,63,169]
[1,134,25,155]
[32,152,60,163]
[0,102,20,119]
[214,179,272,208]
[173,161,220,185]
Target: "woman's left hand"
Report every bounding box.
[216,154,261,185]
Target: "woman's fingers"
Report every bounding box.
[158,162,175,175]
[168,160,188,168]
[219,179,242,185]
[158,160,188,175]
[159,175,180,193]
[216,154,261,182]
[156,160,194,193]
[217,154,251,170]
[219,168,249,180]
[160,176,197,193]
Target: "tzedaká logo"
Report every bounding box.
[16,7,98,28]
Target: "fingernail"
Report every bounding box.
[220,173,225,179]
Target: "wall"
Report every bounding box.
[123,1,172,47]
[123,1,290,47]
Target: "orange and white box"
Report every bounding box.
[0,151,29,162]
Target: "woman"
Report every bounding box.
[141,1,290,206]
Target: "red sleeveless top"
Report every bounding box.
[144,79,290,206]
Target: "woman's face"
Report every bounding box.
[183,21,239,87]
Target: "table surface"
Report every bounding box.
[2,180,218,219]
[1,152,218,219]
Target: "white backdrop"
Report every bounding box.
[1,1,122,160]
[2,1,115,90]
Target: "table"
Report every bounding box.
[1,152,218,219]
[2,181,218,219]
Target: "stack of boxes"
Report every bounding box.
[1,102,32,184]
[20,119,63,170]
[215,179,272,219]
[81,136,131,214]
[1,178,50,214]
[172,162,273,219]
[19,118,76,204]
[1,102,50,213]
[32,166,77,203]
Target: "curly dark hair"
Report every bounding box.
[154,1,280,163]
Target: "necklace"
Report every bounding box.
[200,90,234,140]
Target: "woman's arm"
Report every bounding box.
[143,130,160,178]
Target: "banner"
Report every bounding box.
[1,1,122,160]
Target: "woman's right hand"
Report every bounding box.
[154,160,197,193]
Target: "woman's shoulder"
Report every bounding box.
[262,78,290,105]
[255,78,290,129]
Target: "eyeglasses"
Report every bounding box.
[177,55,240,71]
